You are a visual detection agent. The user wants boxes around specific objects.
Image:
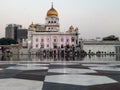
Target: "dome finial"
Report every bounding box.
[51,2,53,8]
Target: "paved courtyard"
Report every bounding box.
[0,61,120,90]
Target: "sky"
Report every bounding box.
[0,0,120,40]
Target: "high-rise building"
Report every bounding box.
[17,29,28,44]
[5,24,22,40]
[5,24,28,45]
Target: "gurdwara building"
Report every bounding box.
[28,4,80,53]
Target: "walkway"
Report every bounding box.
[0,61,120,90]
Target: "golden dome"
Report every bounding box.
[69,25,74,30]
[47,3,58,17]
[29,22,35,28]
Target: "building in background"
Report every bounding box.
[5,24,22,41]
[17,29,28,47]
[5,24,28,46]
[83,41,120,54]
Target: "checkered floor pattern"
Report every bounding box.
[0,62,120,90]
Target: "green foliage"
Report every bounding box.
[102,35,119,41]
[0,38,18,45]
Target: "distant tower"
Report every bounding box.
[45,3,60,32]
[5,24,22,41]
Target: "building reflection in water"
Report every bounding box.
[116,55,120,61]
[1,55,5,61]
[0,54,120,61]
[0,54,12,61]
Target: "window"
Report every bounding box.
[41,39,44,42]
[36,44,38,48]
[54,39,57,42]
[61,44,64,48]
[71,37,75,42]
[54,21,56,23]
[41,44,44,48]
[36,38,38,42]
[48,21,50,23]
[54,45,57,48]
[61,38,64,42]
[66,39,69,42]
[47,44,49,47]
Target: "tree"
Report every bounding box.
[102,35,119,41]
[0,38,18,45]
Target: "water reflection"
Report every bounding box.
[116,55,120,61]
[0,54,120,61]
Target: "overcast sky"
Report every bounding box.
[0,0,120,39]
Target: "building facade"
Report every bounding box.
[28,4,80,52]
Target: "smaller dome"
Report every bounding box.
[29,22,35,28]
[69,25,74,30]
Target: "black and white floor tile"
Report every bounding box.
[0,62,120,90]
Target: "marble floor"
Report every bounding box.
[0,61,120,90]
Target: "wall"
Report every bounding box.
[84,45,115,54]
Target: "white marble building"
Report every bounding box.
[83,41,120,54]
[28,4,79,52]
